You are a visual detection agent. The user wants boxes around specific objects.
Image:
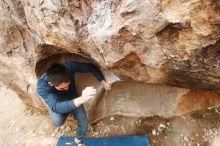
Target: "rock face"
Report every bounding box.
[0,0,220,121]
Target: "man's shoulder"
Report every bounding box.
[37,74,48,87]
[37,73,54,95]
[38,73,47,81]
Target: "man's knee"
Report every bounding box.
[48,108,67,127]
[49,113,66,127]
[52,119,65,127]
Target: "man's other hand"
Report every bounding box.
[100,80,111,91]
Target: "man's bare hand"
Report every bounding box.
[101,80,111,91]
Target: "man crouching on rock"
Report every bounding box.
[37,60,111,146]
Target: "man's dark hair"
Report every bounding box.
[46,62,71,86]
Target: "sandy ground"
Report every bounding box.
[0,81,220,146]
[0,82,59,146]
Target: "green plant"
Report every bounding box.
[164,126,175,139]
[154,116,161,125]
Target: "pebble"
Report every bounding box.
[159,123,166,128]
[214,108,220,114]
[203,128,218,142]
[121,126,126,133]
[65,127,71,132]
[32,133,37,137]
[51,133,56,137]
[181,116,186,120]
[183,136,189,142]
[166,122,171,126]
[138,119,142,124]
[55,127,60,133]
[93,132,99,136]
[152,129,156,136]
[39,130,45,135]
[60,125,65,130]
[104,126,110,133]
[28,130,34,135]
[15,140,20,144]
[157,127,162,132]
[110,117,114,121]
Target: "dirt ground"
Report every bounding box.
[0,82,220,146]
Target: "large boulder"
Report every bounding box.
[0,0,220,121]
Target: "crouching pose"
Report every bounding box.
[37,60,111,146]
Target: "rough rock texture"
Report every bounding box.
[0,0,220,121]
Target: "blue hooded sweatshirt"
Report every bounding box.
[37,60,104,114]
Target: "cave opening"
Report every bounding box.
[34,44,112,121]
[35,44,101,79]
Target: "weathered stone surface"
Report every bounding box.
[79,75,220,122]
[0,0,220,120]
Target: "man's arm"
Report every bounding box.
[37,80,97,113]
[65,61,111,90]
[37,80,76,114]
[65,61,105,81]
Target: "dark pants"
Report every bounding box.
[48,105,89,139]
